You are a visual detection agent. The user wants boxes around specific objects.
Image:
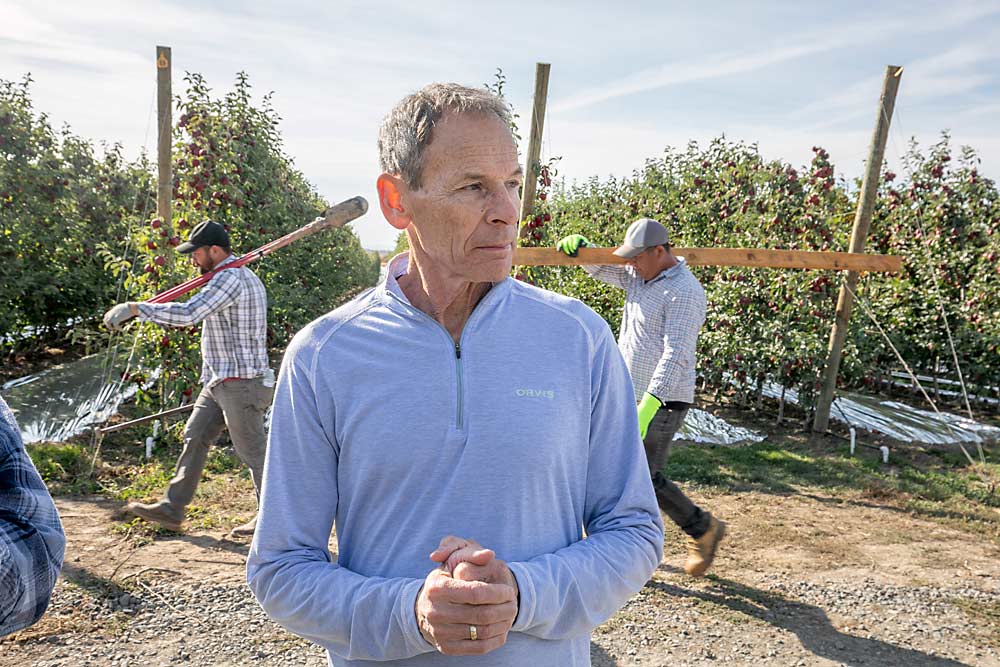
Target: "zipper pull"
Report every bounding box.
[455,343,461,359]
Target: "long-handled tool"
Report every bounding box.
[96,196,367,437]
[98,403,195,434]
[148,195,368,304]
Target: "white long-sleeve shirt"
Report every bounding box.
[585,258,706,404]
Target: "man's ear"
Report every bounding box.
[377,173,412,231]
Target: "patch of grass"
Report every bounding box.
[26,442,100,495]
[184,504,222,530]
[666,442,879,494]
[205,448,244,474]
[897,462,1000,507]
[666,437,999,539]
[101,462,173,502]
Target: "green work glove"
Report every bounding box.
[556,234,591,257]
[637,392,662,440]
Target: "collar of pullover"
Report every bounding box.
[376,252,512,322]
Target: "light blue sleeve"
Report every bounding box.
[245,333,433,661]
[507,320,664,640]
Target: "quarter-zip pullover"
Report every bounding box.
[248,253,663,666]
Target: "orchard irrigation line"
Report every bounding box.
[883,102,977,425]
[90,88,163,466]
[99,87,160,383]
[888,99,986,469]
[844,282,978,466]
[893,113,976,424]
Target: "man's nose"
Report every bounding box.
[486,185,520,227]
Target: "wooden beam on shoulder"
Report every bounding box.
[513,246,901,273]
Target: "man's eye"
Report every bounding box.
[464,183,482,191]
[506,180,522,190]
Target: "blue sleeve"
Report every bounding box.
[507,321,663,640]
[136,269,242,327]
[0,398,65,638]
[245,335,432,661]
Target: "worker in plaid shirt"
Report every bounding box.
[0,394,65,637]
[558,218,726,576]
[103,220,272,538]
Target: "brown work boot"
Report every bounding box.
[684,515,726,577]
[228,515,257,538]
[124,501,184,532]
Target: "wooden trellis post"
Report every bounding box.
[813,65,903,434]
[518,62,551,235]
[156,45,172,226]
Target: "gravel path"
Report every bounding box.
[7,569,998,667]
[4,487,999,667]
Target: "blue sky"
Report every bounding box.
[3,0,999,250]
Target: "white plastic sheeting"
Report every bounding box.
[11,352,992,448]
[676,408,766,445]
[2,352,768,448]
[762,383,1000,445]
[1,353,140,443]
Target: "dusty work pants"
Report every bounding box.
[163,378,273,511]
[643,402,712,539]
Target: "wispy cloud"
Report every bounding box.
[3,0,999,251]
[551,2,1000,114]
[791,37,1000,132]
[551,40,845,114]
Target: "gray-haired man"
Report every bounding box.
[248,83,663,665]
[558,218,726,577]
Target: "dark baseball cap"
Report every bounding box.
[177,220,230,254]
[612,218,671,258]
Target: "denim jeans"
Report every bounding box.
[643,402,711,539]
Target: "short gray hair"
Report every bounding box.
[378,83,513,189]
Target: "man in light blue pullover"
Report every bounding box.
[247,83,664,665]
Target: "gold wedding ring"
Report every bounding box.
[469,624,478,641]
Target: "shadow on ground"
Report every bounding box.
[590,641,619,666]
[649,576,973,667]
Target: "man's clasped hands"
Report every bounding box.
[415,536,520,656]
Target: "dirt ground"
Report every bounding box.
[2,473,998,666]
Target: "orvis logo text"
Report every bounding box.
[515,388,554,399]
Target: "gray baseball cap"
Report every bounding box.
[612,217,670,258]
